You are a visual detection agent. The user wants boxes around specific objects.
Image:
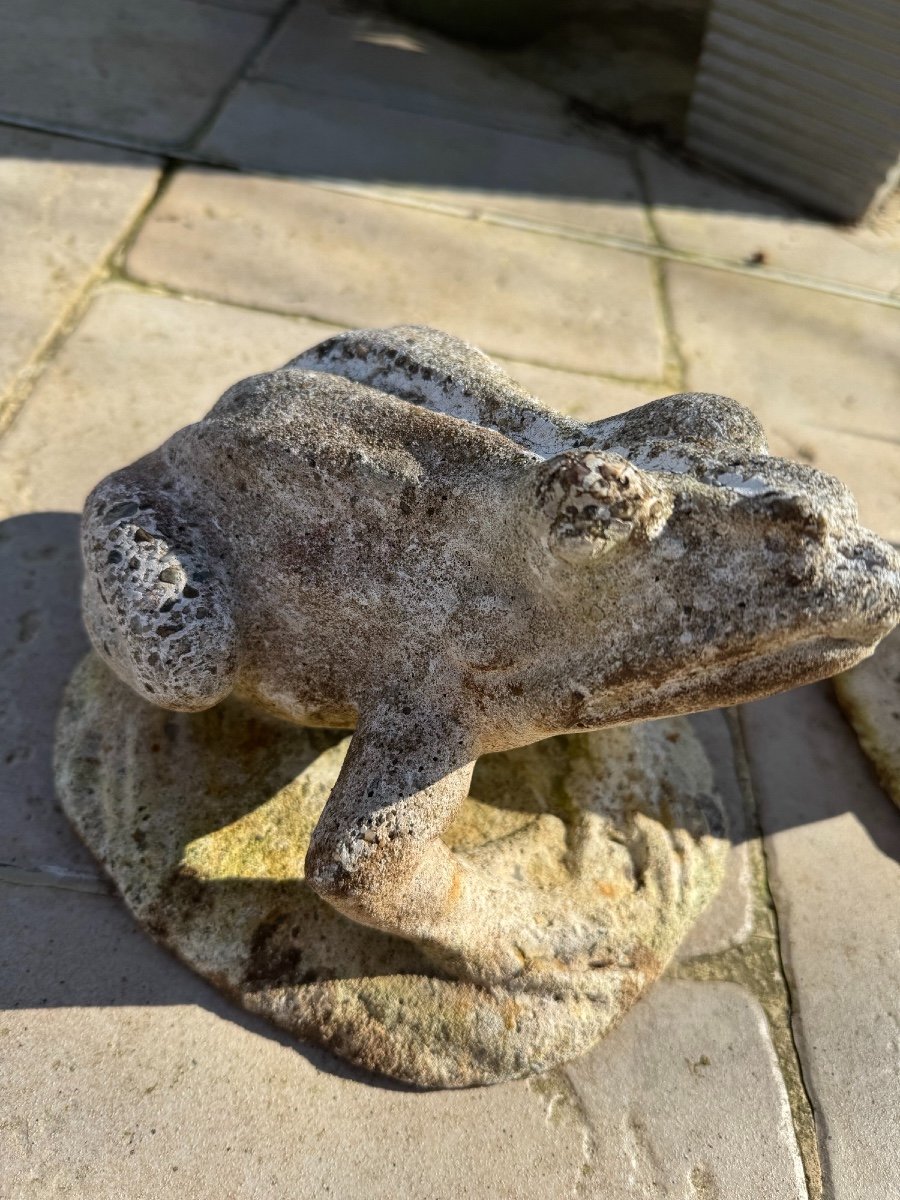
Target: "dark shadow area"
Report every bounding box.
[0,0,833,223]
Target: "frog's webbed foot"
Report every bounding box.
[284,326,590,456]
[304,706,714,994]
[81,463,238,711]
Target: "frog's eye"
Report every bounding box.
[534,451,668,564]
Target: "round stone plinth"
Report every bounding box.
[55,655,728,1087]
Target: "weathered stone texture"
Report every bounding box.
[55,655,729,1086]
[667,264,900,540]
[676,711,753,960]
[60,322,900,1082]
[0,286,342,519]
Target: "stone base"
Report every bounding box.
[834,627,900,810]
[55,655,729,1087]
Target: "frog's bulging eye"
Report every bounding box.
[535,451,668,564]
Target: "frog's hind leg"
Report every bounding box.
[81,463,238,711]
[285,326,591,457]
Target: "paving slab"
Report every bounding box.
[250,0,573,140]
[0,0,268,147]
[0,286,342,519]
[0,126,159,417]
[497,359,661,424]
[642,147,900,298]
[666,263,900,539]
[128,169,665,377]
[197,80,650,241]
[834,627,900,811]
[566,980,807,1199]
[0,511,95,874]
[741,684,900,1200]
[0,884,590,1198]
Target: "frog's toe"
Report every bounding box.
[82,468,237,711]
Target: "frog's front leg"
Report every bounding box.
[304,704,480,948]
[304,705,635,989]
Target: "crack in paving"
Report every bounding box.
[0,112,897,311]
[0,158,171,442]
[0,860,109,895]
[529,1067,602,1197]
[669,709,823,1200]
[634,147,687,393]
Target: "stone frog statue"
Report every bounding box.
[81,325,900,990]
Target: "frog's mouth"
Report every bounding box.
[665,633,875,714]
[584,622,895,729]
[578,633,873,724]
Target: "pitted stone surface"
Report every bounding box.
[0,286,343,520]
[667,264,900,540]
[63,324,899,1082]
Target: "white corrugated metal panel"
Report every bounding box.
[687,0,900,220]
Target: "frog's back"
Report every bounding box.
[168,367,533,519]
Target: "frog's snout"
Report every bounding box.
[826,532,900,645]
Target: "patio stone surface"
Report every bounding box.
[641,146,900,299]
[566,981,807,1200]
[742,685,900,1200]
[1,889,589,1199]
[496,359,661,424]
[666,263,900,539]
[0,0,268,148]
[249,0,572,139]
[0,286,342,519]
[196,81,651,241]
[0,127,159,419]
[766,421,900,544]
[127,169,666,377]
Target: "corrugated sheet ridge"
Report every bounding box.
[706,16,900,107]
[714,0,900,75]
[698,63,894,152]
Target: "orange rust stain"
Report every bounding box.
[596,880,624,898]
[445,865,463,909]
